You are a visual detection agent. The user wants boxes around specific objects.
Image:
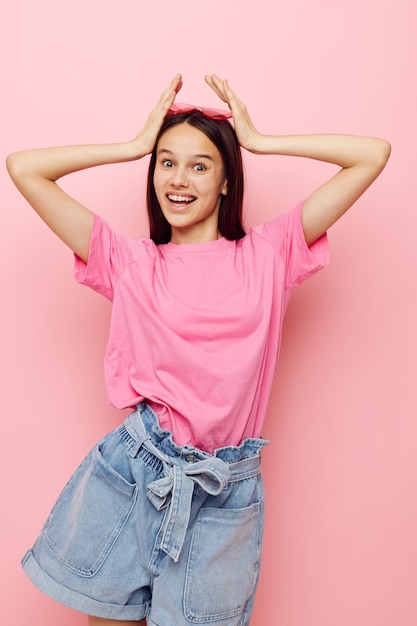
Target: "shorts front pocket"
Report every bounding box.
[184,501,262,623]
[43,444,137,577]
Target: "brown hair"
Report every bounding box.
[146,111,245,244]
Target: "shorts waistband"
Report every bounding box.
[125,403,267,474]
[122,403,267,562]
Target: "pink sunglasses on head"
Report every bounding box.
[166,102,232,120]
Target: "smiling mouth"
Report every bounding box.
[167,194,196,207]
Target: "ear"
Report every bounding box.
[221,178,228,196]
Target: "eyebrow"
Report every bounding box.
[157,148,214,162]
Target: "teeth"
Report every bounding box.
[168,194,194,203]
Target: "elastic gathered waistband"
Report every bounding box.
[124,403,267,471]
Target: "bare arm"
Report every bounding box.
[205,75,391,245]
[6,143,136,262]
[243,132,391,245]
[6,74,183,262]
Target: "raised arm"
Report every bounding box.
[6,74,183,261]
[205,75,391,245]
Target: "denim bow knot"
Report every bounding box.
[146,457,231,562]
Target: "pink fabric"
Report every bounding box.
[74,202,329,452]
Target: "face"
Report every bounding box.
[153,123,228,244]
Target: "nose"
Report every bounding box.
[170,165,189,188]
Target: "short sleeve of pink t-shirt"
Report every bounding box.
[75,202,329,452]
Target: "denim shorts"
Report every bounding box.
[22,403,267,625]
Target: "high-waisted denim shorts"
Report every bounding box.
[22,404,267,625]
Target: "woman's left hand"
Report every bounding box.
[205,75,390,246]
[205,74,263,152]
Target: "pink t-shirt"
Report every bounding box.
[74,202,329,452]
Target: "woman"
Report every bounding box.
[7,74,390,626]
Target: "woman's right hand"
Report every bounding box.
[6,74,183,262]
[131,73,183,157]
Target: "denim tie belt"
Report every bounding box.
[147,457,231,561]
[124,410,262,562]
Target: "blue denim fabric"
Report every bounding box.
[22,404,267,625]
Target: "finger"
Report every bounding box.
[207,73,225,88]
[206,75,243,112]
[153,73,183,118]
[163,73,183,103]
[171,72,183,95]
[222,79,246,110]
[204,74,228,102]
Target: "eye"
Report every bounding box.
[161,159,174,168]
[193,163,207,172]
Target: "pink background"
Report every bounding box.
[1,1,416,624]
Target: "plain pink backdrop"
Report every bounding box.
[1,1,416,625]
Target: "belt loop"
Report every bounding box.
[125,408,152,458]
[128,433,152,458]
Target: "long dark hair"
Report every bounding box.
[146,111,245,244]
